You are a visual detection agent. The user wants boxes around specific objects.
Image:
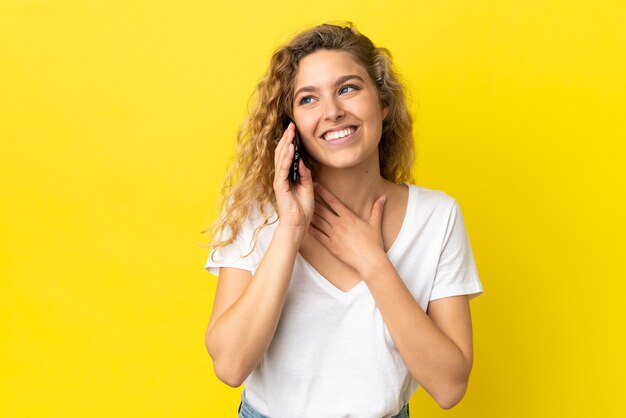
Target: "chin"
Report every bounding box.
[320,157,372,170]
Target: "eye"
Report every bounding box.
[298,95,315,105]
[339,84,360,94]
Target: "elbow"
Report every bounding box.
[205,332,246,388]
[209,347,247,387]
[435,355,473,410]
[213,359,245,388]
[435,382,468,410]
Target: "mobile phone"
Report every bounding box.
[281,116,301,184]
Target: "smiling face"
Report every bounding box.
[292,49,388,173]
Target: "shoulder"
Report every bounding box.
[215,200,278,247]
[404,183,457,213]
[242,201,279,248]
[240,200,279,230]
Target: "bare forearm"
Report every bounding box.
[207,225,303,386]
[362,255,471,408]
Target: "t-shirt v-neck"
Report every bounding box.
[296,183,416,302]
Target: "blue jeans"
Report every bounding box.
[238,390,410,418]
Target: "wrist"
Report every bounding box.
[358,250,392,281]
[275,222,306,246]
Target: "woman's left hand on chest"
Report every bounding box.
[308,182,388,275]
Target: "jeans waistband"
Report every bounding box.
[238,390,410,418]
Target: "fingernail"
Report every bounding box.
[313,181,319,188]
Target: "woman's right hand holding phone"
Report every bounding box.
[273,122,314,239]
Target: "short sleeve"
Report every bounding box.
[430,200,484,301]
[204,221,262,278]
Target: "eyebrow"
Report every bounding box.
[293,74,365,99]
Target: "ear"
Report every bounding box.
[382,106,389,121]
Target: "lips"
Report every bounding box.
[321,125,358,141]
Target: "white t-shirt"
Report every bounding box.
[205,184,484,418]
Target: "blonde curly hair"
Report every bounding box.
[204,22,415,259]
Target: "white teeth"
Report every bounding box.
[323,127,356,141]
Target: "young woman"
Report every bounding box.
[204,23,483,418]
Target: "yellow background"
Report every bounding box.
[1,0,624,417]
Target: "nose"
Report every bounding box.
[322,96,345,121]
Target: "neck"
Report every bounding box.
[315,164,388,220]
